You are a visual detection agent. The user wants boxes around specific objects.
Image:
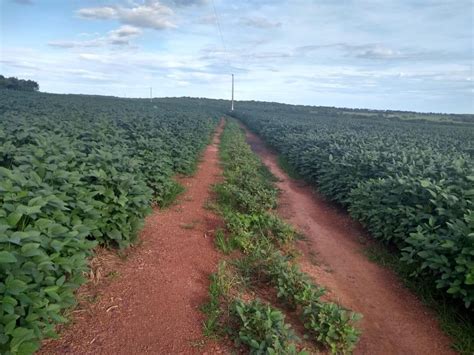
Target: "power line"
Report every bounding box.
[231,73,234,111]
[211,0,230,67]
[210,0,235,111]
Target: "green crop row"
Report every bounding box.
[0,90,221,354]
[230,102,474,309]
[207,119,361,354]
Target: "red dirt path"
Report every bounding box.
[243,126,455,355]
[40,122,228,354]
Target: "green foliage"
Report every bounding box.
[230,102,474,309]
[230,299,302,355]
[277,156,302,180]
[349,175,474,307]
[0,90,221,354]
[0,75,39,92]
[245,248,360,353]
[202,268,225,336]
[202,261,248,337]
[214,119,361,353]
[214,229,238,255]
[221,210,296,251]
[253,250,326,309]
[301,302,361,354]
[217,123,277,214]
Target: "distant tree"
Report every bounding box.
[0,75,39,91]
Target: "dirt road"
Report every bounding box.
[40,122,227,354]
[243,126,455,355]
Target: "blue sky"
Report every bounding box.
[1,0,472,113]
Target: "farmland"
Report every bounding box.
[0,90,221,353]
[0,88,473,354]
[230,102,474,333]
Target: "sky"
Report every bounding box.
[0,0,473,113]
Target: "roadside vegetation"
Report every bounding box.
[203,119,361,354]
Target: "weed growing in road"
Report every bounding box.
[214,229,238,254]
[229,299,304,354]
[301,302,361,354]
[205,119,361,354]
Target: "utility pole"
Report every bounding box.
[231,73,234,111]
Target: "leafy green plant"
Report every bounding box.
[301,301,361,354]
[241,248,361,353]
[261,251,325,309]
[230,299,302,355]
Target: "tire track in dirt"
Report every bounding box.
[40,121,228,354]
[242,124,455,355]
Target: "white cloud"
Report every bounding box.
[77,6,116,20]
[49,25,142,48]
[108,25,143,45]
[77,2,176,30]
[49,39,102,48]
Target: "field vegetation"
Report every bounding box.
[0,90,221,354]
[1,86,473,354]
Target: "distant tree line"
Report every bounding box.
[0,75,39,91]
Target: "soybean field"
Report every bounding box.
[0,90,222,353]
[1,89,473,354]
[231,102,474,309]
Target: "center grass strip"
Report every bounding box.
[203,119,361,354]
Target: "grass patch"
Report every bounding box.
[160,181,185,208]
[365,244,474,354]
[214,229,238,254]
[201,272,225,337]
[201,261,243,337]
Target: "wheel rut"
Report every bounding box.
[242,124,455,355]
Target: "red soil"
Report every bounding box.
[40,122,228,354]
[243,126,455,355]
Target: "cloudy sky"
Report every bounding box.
[1,0,472,113]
